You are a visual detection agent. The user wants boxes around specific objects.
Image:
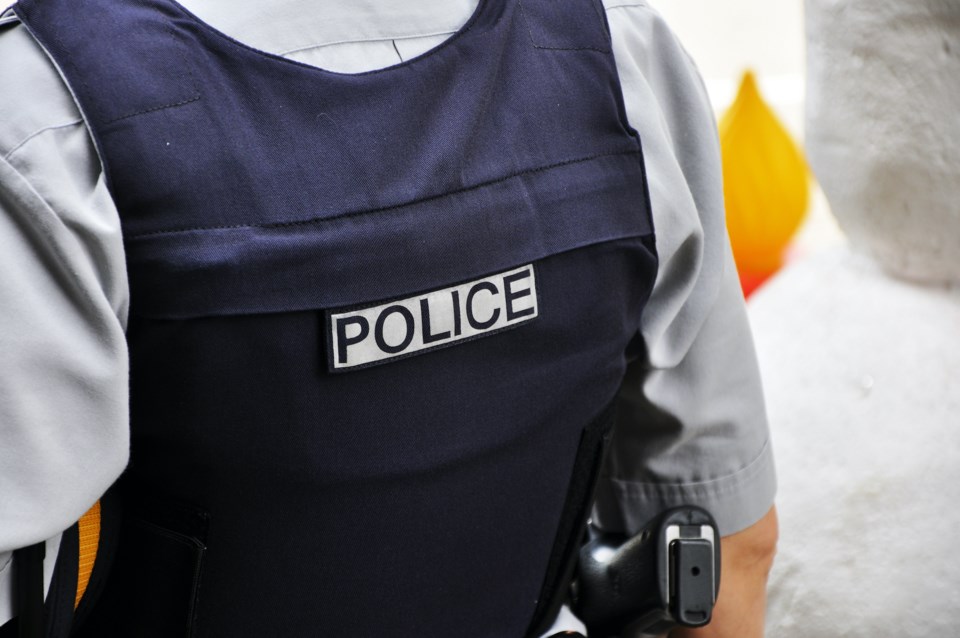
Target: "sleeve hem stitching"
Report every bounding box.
[602,437,774,498]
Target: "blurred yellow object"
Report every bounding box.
[719,71,809,295]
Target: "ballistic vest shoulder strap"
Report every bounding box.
[75,502,101,610]
[12,543,44,638]
[8,497,114,638]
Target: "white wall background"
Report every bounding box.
[647,0,844,254]
[646,0,805,133]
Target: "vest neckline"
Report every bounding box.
[162,0,494,78]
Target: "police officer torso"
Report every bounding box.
[15,0,657,635]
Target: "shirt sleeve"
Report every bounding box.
[594,0,777,538]
[0,18,130,624]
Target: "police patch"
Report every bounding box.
[327,265,538,371]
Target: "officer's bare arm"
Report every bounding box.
[671,506,779,638]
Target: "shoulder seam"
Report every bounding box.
[3,118,84,162]
[0,11,19,27]
[603,1,649,12]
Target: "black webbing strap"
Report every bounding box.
[13,542,45,638]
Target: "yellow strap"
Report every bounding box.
[75,500,101,609]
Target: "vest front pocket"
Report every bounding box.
[74,499,208,638]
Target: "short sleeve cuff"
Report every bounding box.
[592,438,777,537]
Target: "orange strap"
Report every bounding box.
[75,500,101,609]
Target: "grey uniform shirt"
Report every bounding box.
[0,0,776,629]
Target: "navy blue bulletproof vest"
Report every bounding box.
[16,0,657,635]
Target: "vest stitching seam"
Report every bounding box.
[105,94,201,125]
[516,0,611,54]
[103,27,201,124]
[126,149,641,238]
